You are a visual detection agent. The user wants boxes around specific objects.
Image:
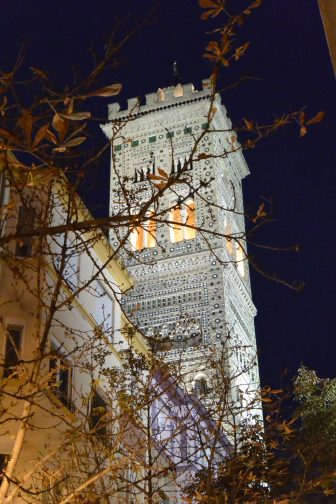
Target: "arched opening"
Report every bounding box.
[129,212,157,251]
[185,199,196,240]
[236,242,245,277]
[194,377,208,397]
[170,206,184,243]
[130,226,144,251]
[170,199,196,243]
[224,220,234,255]
[146,212,157,248]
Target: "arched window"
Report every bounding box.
[236,241,245,277]
[224,221,234,256]
[146,215,156,248]
[194,377,208,397]
[170,199,196,243]
[130,212,157,251]
[184,199,196,240]
[170,206,184,243]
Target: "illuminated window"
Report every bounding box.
[170,206,183,243]
[170,199,196,243]
[16,206,35,257]
[236,242,245,277]
[225,222,234,255]
[90,390,108,438]
[130,212,156,251]
[146,216,157,248]
[185,199,196,240]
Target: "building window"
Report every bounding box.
[0,454,8,484]
[49,344,72,410]
[194,377,208,397]
[130,212,157,251]
[184,127,192,134]
[225,222,234,256]
[236,242,245,277]
[114,144,122,152]
[15,206,35,257]
[90,390,108,438]
[131,140,139,147]
[166,132,174,139]
[170,199,196,243]
[149,136,156,143]
[93,281,114,340]
[3,326,22,377]
[64,237,80,291]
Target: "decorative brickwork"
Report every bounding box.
[102,79,261,412]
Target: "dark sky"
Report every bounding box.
[1,0,335,387]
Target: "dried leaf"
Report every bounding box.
[299,126,307,138]
[147,174,167,181]
[234,42,250,61]
[45,129,58,145]
[52,114,67,132]
[210,106,217,118]
[154,182,167,190]
[30,66,48,80]
[245,139,255,149]
[33,124,50,148]
[252,202,267,222]
[197,153,211,160]
[0,128,12,140]
[199,0,217,7]
[249,0,262,9]
[199,0,225,20]
[63,136,86,148]
[306,111,325,125]
[236,14,244,26]
[243,117,254,130]
[64,97,74,114]
[0,96,8,116]
[171,178,188,185]
[83,83,122,98]
[59,111,91,121]
[19,110,33,146]
[158,167,169,178]
[52,146,67,153]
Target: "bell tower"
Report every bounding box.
[102,78,260,414]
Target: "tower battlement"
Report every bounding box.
[108,78,214,119]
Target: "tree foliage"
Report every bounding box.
[186,367,336,503]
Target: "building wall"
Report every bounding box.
[0,179,151,502]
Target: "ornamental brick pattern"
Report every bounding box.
[102,79,260,408]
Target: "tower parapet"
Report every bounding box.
[107,79,214,120]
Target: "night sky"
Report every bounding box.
[1,0,335,387]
